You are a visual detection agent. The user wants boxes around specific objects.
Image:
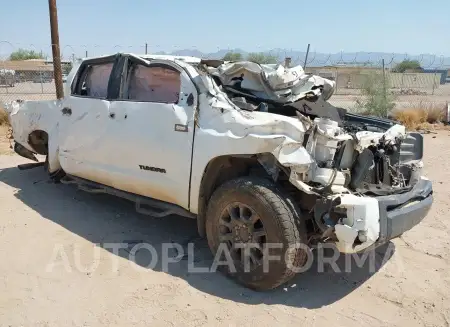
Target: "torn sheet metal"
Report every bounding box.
[3,100,61,152]
[3,99,62,172]
[206,61,336,103]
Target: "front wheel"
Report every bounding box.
[206,177,309,290]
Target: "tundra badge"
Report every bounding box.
[139,165,166,173]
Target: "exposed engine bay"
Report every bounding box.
[303,118,423,195]
[203,59,425,251]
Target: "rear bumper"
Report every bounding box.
[376,177,433,244]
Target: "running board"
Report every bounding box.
[61,175,196,219]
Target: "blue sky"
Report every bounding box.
[1,0,449,59]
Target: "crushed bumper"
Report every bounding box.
[376,177,433,243]
[334,177,433,253]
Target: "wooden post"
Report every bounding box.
[48,0,64,99]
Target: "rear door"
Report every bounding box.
[107,56,198,209]
[58,55,120,185]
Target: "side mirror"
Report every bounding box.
[186,93,194,106]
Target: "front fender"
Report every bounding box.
[189,95,312,214]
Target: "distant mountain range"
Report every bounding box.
[154,48,450,69]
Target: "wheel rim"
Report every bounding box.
[218,202,267,270]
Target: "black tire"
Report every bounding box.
[44,155,65,182]
[206,176,309,291]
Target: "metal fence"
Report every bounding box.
[1,41,450,111]
[0,58,72,103]
[305,67,450,110]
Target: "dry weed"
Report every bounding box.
[392,101,447,130]
[0,106,9,126]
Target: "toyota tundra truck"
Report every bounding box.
[3,53,433,290]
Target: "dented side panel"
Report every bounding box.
[57,97,112,185]
[5,99,62,171]
[189,90,312,214]
[6,100,60,151]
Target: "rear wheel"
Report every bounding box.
[206,177,309,290]
[44,155,65,182]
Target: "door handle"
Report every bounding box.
[109,113,115,119]
[61,107,72,115]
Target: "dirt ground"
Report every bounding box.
[0,125,449,327]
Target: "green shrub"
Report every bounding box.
[355,72,396,118]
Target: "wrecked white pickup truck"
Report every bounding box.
[4,53,433,290]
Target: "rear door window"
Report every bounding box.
[72,62,114,98]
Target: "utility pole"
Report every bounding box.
[48,0,64,99]
[382,58,387,116]
[382,59,386,98]
[303,43,310,70]
[145,43,148,54]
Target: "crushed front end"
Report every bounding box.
[202,59,433,253]
[286,116,432,252]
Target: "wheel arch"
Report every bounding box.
[28,130,49,155]
[196,153,273,237]
[28,129,61,173]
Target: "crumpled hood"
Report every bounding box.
[206,61,335,103]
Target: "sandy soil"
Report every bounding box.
[0,129,449,327]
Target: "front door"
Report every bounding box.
[107,57,197,209]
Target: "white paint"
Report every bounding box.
[311,117,347,166]
[3,99,62,172]
[2,53,421,254]
[446,103,450,123]
[334,194,380,253]
[383,124,406,143]
[355,124,406,152]
[311,168,347,186]
[58,58,198,209]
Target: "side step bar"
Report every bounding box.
[61,175,196,219]
[17,162,45,170]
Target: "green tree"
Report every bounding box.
[246,52,278,64]
[62,62,73,74]
[222,52,243,61]
[392,60,422,73]
[9,48,45,61]
[355,72,396,118]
